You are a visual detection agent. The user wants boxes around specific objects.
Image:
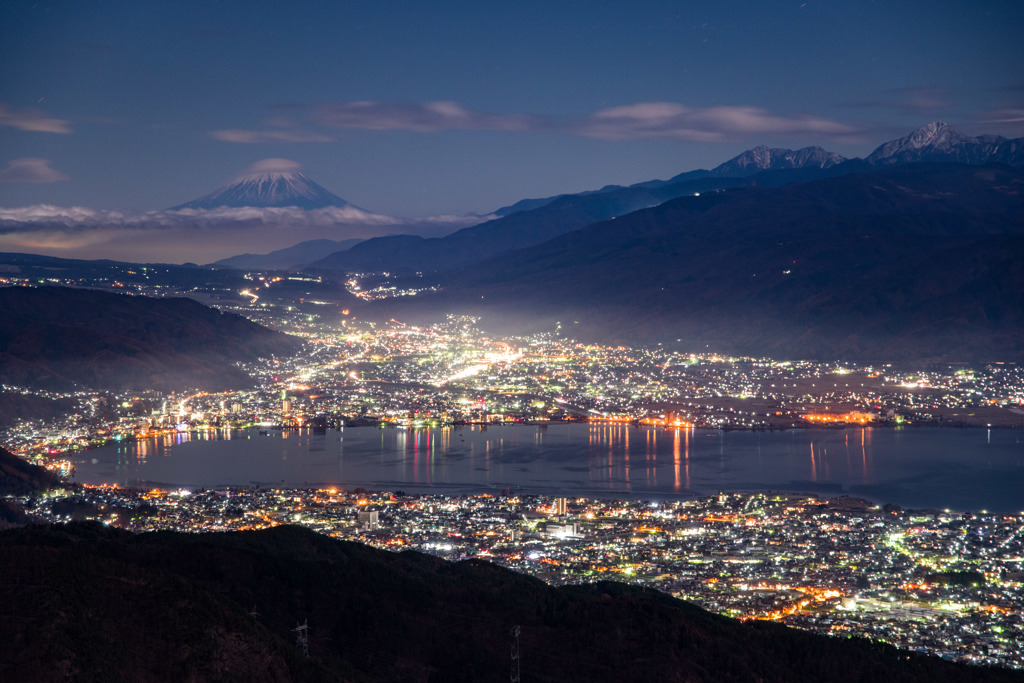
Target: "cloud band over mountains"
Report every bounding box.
[0,204,482,263]
[576,104,859,141]
[0,204,403,232]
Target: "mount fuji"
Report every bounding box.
[171,159,367,211]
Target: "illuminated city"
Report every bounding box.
[3,290,1021,458]
[1,269,1022,671]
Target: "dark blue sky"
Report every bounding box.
[2,0,1023,217]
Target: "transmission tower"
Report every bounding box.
[294,619,309,657]
[510,625,520,683]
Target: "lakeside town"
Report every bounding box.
[3,306,1023,462]
[2,273,1023,673]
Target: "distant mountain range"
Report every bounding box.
[493,146,848,215]
[301,123,1024,276]
[512,121,1022,202]
[175,122,1024,361]
[205,123,1023,274]
[8,123,1020,364]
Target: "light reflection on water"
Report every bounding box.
[78,424,1024,513]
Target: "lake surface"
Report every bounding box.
[71,424,1024,513]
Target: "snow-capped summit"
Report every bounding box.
[867,122,1024,166]
[171,159,366,211]
[710,145,847,177]
[867,122,967,162]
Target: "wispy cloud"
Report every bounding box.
[0,158,70,183]
[210,129,334,143]
[964,101,1024,137]
[574,103,858,141]
[313,101,537,132]
[0,103,72,134]
[979,105,1024,125]
[212,100,858,144]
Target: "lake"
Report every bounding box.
[70,424,1024,513]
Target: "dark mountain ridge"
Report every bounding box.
[0,446,60,497]
[306,123,1022,277]
[306,184,675,273]
[0,286,299,391]
[1,522,1019,682]
[306,171,815,274]
[497,145,848,212]
[381,163,1024,361]
[210,237,365,270]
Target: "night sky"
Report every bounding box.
[1,0,1023,260]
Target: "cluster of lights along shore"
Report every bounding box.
[4,313,1022,456]
[2,274,1024,671]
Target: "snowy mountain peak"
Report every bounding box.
[868,122,965,159]
[171,159,365,211]
[908,121,955,145]
[866,122,1023,166]
[710,145,847,177]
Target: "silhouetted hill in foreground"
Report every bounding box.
[1,523,1020,683]
[0,287,299,391]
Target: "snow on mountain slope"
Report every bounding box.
[867,122,1024,166]
[171,159,368,211]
